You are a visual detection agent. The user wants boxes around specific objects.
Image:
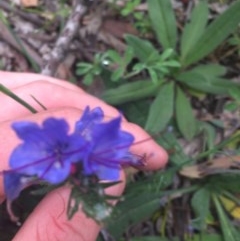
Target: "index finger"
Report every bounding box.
[0,71,168,171]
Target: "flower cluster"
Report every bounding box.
[3,106,135,203]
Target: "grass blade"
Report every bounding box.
[213,195,238,241]
[0,84,37,114]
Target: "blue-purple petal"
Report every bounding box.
[75,107,104,139]
[3,172,33,201]
[82,116,134,180]
[9,118,88,185]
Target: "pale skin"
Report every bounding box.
[0,71,168,241]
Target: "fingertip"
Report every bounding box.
[122,123,168,171]
[145,141,168,170]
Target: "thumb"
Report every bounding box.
[13,173,125,241]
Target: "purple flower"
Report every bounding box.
[3,172,35,201]
[4,106,136,202]
[75,106,103,141]
[7,118,87,184]
[75,108,135,180]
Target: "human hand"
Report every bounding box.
[0,71,168,241]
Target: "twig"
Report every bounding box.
[0,0,45,26]
[0,21,42,67]
[41,0,87,76]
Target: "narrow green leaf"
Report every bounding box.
[105,50,121,62]
[106,184,195,239]
[213,195,238,241]
[201,122,216,152]
[147,0,177,50]
[180,1,209,60]
[191,188,210,230]
[125,167,177,195]
[107,194,163,238]
[111,68,124,82]
[145,82,174,133]
[0,84,37,113]
[182,1,240,67]
[159,48,174,61]
[120,100,150,127]
[125,35,158,63]
[193,64,226,76]
[156,132,190,165]
[176,87,197,140]
[161,60,181,67]
[101,80,161,105]
[229,87,240,101]
[176,64,237,95]
[148,68,159,84]
[105,169,176,238]
[30,95,47,110]
[76,65,92,75]
[83,73,94,85]
[192,234,224,241]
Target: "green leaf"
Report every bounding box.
[159,48,174,61]
[180,1,209,60]
[107,194,162,238]
[124,46,134,65]
[111,68,124,82]
[125,35,158,63]
[229,87,240,101]
[182,1,240,67]
[191,188,210,230]
[189,64,227,77]
[201,122,216,152]
[148,68,159,84]
[177,72,239,95]
[192,234,224,241]
[76,64,92,75]
[176,64,239,95]
[105,49,121,62]
[147,0,177,50]
[0,84,37,113]
[161,60,181,67]
[101,80,161,105]
[213,195,239,241]
[175,87,197,140]
[156,132,191,165]
[105,169,176,238]
[125,167,176,196]
[145,82,174,133]
[120,99,150,127]
[82,73,94,85]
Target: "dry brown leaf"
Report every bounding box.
[102,19,138,40]
[21,0,38,7]
[180,155,240,179]
[179,165,202,179]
